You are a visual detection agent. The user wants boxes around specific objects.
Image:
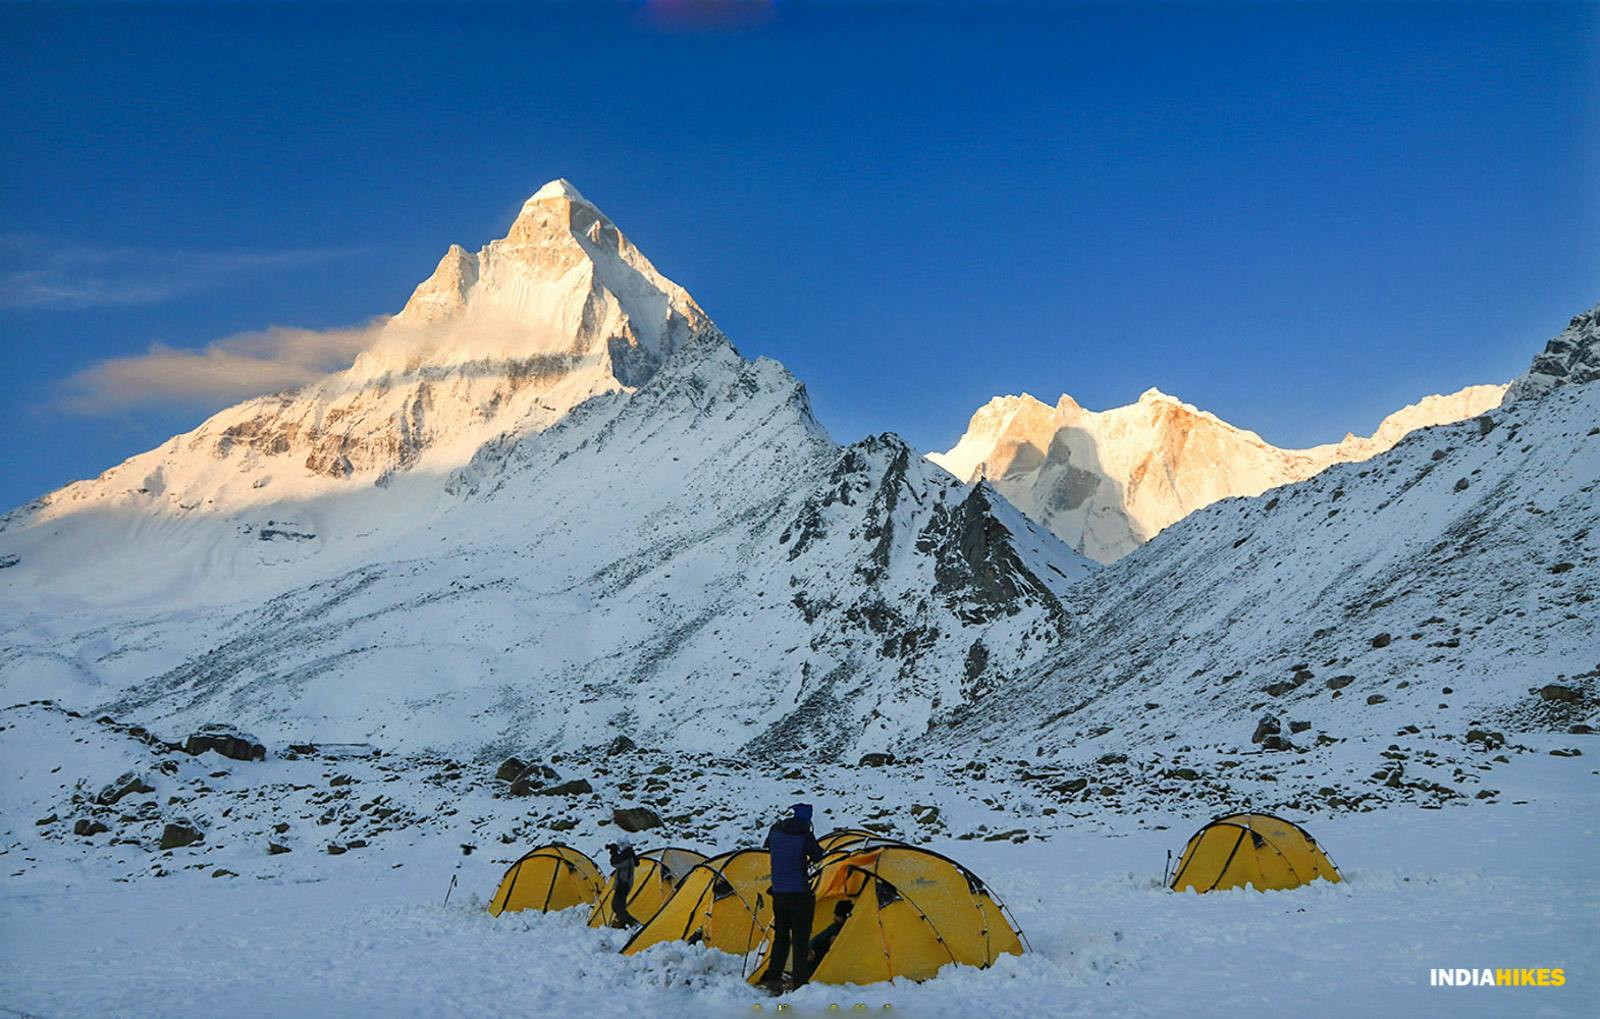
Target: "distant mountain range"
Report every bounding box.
[1,182,1593,764]
[932,382,1506,563]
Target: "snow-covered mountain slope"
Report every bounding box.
[944,310,1598,765]
[0,179,717,608]
[0,184,1095,760]
[931,381,1507,563]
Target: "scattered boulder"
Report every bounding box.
[1263,680,1298,697]
[1251,714,1281,744]
[159,822,203,850]
[327,843,348,856]
[493,757,528,783]
[538,779,594,797]
[35,813,58,826]
[612,806,663,832]
[605,735,638,756]
[1370,633,1393,649]
[857,752,896,768]
[1465,729,1506,750]
[1366,694,1389,705]
[1326,676,1356,690]
[211,869,237,879]
[1453,477,1469,492]
[268,842,292,855]
[1096,752,1128,765]
[1167,767,1199,781]
[1289,720,1312,734]
[509,762,561,796]
[1260,735,1292,752]
[73,818,109,837]
[96,771,155,806]
[184,725,266,762]
[1539,684,1582,703]
[1054,778,1089,795]
[1550,748,1583,758]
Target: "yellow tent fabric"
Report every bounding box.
[487,844,605,916]
[818,828,882,853]
[748,844,1025,987]
[620,849,773,958]
[1170,813,1342,893]
[588,846,708,928]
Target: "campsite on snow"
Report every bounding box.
[1,178,1595,1017]
[1,4,1597,1012]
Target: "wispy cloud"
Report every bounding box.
[55,322,385,415]
[0,234,366,310]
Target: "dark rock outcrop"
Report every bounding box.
[612,806,663,832]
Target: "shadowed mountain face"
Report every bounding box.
[0,183,1096,761]
[931,383,1508,564]
[943,310,1599,760]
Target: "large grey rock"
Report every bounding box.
[493,757,528,782]
[184,725,265,762]
[159,822,203,850]
[612,806,663,832]
[508,762,561,797]
[1251,714,1281,744]
[538,779,593,797]
[96,771,154,806]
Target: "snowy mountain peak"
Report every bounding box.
[1,181,731,594]
[528,177,589,204]
[933,379,1506,563]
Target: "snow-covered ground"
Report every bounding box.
[2,706,1594,1017]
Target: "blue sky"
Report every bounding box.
[2,1,1596,511]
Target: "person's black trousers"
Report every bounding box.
[763,891,816,985]
[613,878,636,926]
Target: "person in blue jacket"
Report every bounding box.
[759,802,825,992]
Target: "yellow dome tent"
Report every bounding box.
[748,843,1026,987]
[818,828,883,853]
[588,846,708,928]
[620,849,773,958]
[487,844,605,916]
[1169,812,1342,893]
